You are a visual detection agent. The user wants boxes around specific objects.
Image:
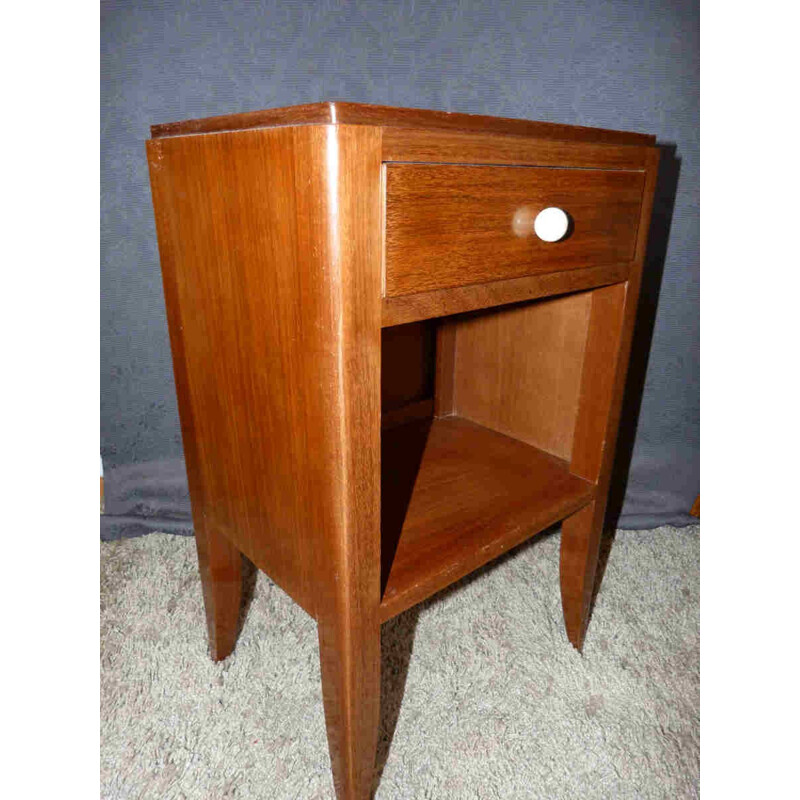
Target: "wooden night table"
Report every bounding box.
[146,102,659,800]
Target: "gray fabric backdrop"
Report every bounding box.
[100,0,699,539]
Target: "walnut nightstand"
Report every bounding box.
[146,102,659,800]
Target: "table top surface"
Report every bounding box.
[150,101,655,147]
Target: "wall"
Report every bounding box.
[100,0,699,536]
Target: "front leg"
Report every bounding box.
[318,609,381,800]
[194,521,243,662]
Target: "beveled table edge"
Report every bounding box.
[150,101,656,146]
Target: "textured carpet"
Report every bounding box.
[100,525,699,799]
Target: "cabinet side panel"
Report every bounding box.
[453,293,592,460]
[146,127,347,616]
[570,147,661,488]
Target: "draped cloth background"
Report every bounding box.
[100,0,699,539]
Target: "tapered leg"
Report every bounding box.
[560,501,604,652]
[318,614,381,800]
[562,282,633,652]
[194,524,243,662]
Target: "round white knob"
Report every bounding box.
[533,207,569,242]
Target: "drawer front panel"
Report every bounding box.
[384,163,646,297]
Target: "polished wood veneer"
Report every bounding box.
[384,163,645,297]
[380,416,593,622]
[146,102,659,800]
[151,100,655,146]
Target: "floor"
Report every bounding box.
[100,524,699,799]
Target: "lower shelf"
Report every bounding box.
[379,415,594,621]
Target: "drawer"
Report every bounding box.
[383,163,646,297]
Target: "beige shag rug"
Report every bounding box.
[100,525,699,799]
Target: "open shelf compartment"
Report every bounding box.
[379,415,594,621]
[379,290,600,622]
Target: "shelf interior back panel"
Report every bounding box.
[379,416,594,621]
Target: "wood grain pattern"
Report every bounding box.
[194,526,243,662]
[434,320,457,417]
[380,416,594,622]
[152,100,654,146]
[149,126,327,617]
[559,147,661,651]
[308,125,383,800]
[560,500,604,651]
[558,285,627,652]
[146,102,661,797]
[452,293,592,461]
[381,262,630,326]
[569,149,661,492]
[382,127,652,169]
[569,284,628,482]
[148,123,383,800]
[384,163,646,297]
